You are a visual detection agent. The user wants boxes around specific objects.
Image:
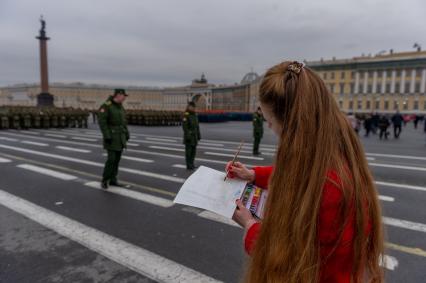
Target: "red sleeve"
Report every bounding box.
[252,166,273,189]
[244,222,261,255]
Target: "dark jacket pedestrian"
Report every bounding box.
[378,116,390,140]
[252,107,264,155]
[363,116,373,137]
[182,101,201,170]
[391,111,403,138]
[98,89,130,189]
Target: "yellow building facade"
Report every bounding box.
[307,50,426,114]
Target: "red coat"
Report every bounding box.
[245,166,357,283]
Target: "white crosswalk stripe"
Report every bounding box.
[56,146,91,153]
[0,189,221,283]
[17,164,77,180]
[84,182,173,207]
[21,141,49,146]
[0,137,18,142]
[103,154,154,163]
[72,137,98,142]
[204,151,264,160]
[383,217,426,233]
[45,134,67,138]
[146,137,177,143]
[376,181,426,192]
[172,164,187,169]
[149,145,185,152]
[0,157,12,163]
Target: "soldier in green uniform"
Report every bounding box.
[252,107,264,155]
[23,112,32,129]
[182,101,201,170]
[98,89,130,189]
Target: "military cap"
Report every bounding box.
[114,88,128,96]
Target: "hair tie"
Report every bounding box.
[287,61,304,74]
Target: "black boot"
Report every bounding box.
[101,180,109,189]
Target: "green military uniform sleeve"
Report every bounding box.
[182,112,191,140]
[98,102,112,140]
[196,115,201,140]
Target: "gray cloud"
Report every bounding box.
[0,0,425,87]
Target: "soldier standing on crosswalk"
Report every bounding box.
[98,89,130,189]
[252,106,264,155]
[182,101,201,170]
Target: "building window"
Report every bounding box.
[403,100,408,110]
[368,71,374,78]
[405,82,411,93]
[357,100,362,109]
[341,72,345,79]
[366,100,371,109]
[375,100,380,109]
[350,83,355,94]
[386,83,391,93]
[340,83,345,94]
[367,84,372,93]
[330,84,335,93]
[396,69,401,77]
[339,100,343,109]
[331,72,335,79]
[384,100,389,110]
[358,83,363,93]
[349,100,353,109]
[351,71,355,79]
[414,100,419,110]
[394,101,399,110]
[415,82,421,93]
[394,83,400,93]
[323,72,327,80]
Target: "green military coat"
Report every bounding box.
[182,111,201,145]
[253,112,264,138]
[98,97,130,151]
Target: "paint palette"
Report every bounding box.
[240,184,268,219]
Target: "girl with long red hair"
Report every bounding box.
[226,61,384,283]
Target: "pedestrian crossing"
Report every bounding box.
[1,127,426,279]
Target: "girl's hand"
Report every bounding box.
[232,199,257,229]
[225,161,255,182]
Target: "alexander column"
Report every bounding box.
[36,15,54,106]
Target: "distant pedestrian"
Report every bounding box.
[252,107,264,155]
[413,115,420,129]
[98,89,130,189]
[364,115,373,137]
[378,116,390,140]
[391,110,404,138]
[371,112,380,134]
[347,114,360,135]
[92,111,97,124]
[182,101,201,170]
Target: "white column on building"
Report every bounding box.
[400,69,406,93]
[354,72,360,94]
[410,69,416,93]
[363,72,368,94]
[372,71,378,93]
[381,70,387,94]
[390,70,396,93]
[421,69,426,93]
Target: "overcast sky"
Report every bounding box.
[0,0,425,87]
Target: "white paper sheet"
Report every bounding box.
[173,166,247,218]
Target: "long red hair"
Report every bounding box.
[244,61,384,283]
